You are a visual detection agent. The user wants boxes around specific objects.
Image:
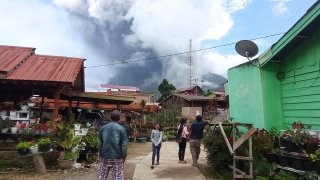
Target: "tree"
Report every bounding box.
[157,79,176,102]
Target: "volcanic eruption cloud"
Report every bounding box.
[54,0,250,91]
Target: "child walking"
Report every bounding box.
[151,122,163,169]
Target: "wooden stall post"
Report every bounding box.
[32,154,47,174]
[52,87,61,119]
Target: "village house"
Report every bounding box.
[228,1,320,130]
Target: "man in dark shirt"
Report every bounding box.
[189,115,209,167]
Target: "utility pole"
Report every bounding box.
[187,39,193,87]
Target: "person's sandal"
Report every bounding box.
[182,161,187,164]
[155,162,160,165]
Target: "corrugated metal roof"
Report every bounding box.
[176,94,213,101]
[0,45,35,73]
[6,54,84,85]
[71,92,134,105]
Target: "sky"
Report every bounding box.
[0,0,317,92]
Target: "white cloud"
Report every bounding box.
[0,0,254,91]
[197,52,247,78]
[228,0,252,12]
[271,0,292,15]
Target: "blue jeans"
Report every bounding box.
[152,143,161,165]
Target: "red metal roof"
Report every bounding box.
[0,45,35,74]
[6,54,84,85]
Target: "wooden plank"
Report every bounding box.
[233,128,256,151]
[234,156,252,161]
[233,123,253,128]
[249,136,253,177]
[234,175,253,179]
[228,165,246,175]
[219,123,233,155]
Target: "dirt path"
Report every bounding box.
[0,142,151,180]
[0,141,213,180]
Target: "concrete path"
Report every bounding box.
[133,141,207,180]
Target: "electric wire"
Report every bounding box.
[85,32,285,68]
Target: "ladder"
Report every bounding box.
[212,122,256,179]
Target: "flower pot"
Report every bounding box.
[28,103,35,107]
[305,143,318,154]
[137,137,147,143]
[57,159,75,170]
[1,128,9,133]
[74,124,81,130]
[17,149,30,156]
[20,105,28,111]
[81,128,88,135]
[275,154,291,167]
[9,111,16,117]
[10,127,18,133]
[281,139,296,152]
[0,111,6,116]
[38,144,51,152]
[29,147,39,154]
[290,156,308,171]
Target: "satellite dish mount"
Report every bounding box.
[235,40,259,67]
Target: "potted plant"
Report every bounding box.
[10,123,19,133]
[0,118,13,133]
[82,134,98,153]
[16,141,31,155]
[136,134,148,143]
[74,123,81,130]
[280,130,296,152]
[309,149,320,175]
[58,151,79,169]
[38,137,51,152]
[305,137,320,154]
[20,101,29,111]
[291,130,311,152]
[29,143,39,154]
[57,136,81,169]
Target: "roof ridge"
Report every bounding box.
[0,45,35,50]
[34,54,85,60]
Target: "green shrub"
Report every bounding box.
[38,137,51,145]
[82,134,98,148]
[203,127,233,172]
[16,141,31,150]
[60,152,78,160]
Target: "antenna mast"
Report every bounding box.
[187,39,193,87]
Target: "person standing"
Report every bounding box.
[150,122,163,169]
[189,115,209,167]
[98,110,128,180]
[177,118,189,163]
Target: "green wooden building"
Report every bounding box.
[228,1,320,130]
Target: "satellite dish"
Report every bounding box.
[235,40,259,59]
